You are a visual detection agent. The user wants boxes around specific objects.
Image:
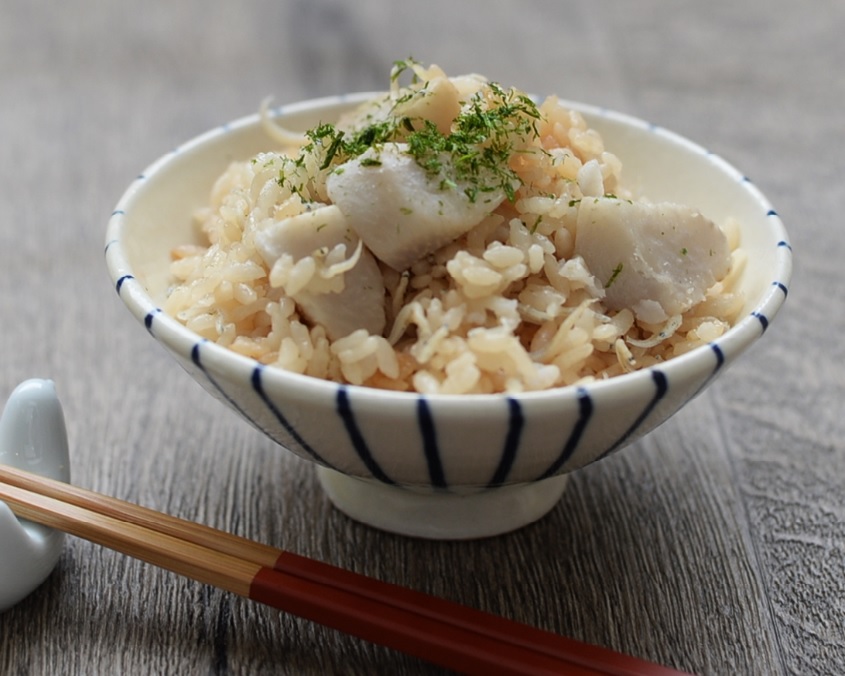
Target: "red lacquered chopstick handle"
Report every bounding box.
[248,551,689,676]
[250,564,598,675]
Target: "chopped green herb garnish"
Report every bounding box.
[391,58,422,86]
[276,73,543,205]
[319,128,346,170]
[605,263,624,288]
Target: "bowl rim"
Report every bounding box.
[105,92,792,407]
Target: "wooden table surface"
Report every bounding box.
[1,1,842,674]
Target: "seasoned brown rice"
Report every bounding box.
[164,61,744,394]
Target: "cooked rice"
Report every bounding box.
[164,64,744,394]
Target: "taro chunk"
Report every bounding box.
[254,205,386,340]
[326,143,507,271]
[337,68,464,137]
[574,197,731,324]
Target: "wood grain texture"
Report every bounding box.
[1,1,842,674]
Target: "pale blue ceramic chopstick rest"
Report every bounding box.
[0,379,70,611]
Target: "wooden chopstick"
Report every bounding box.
[0,465,689,676]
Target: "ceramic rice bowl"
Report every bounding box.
[105,94,791,539]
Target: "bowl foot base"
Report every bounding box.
[316,467,569,539]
